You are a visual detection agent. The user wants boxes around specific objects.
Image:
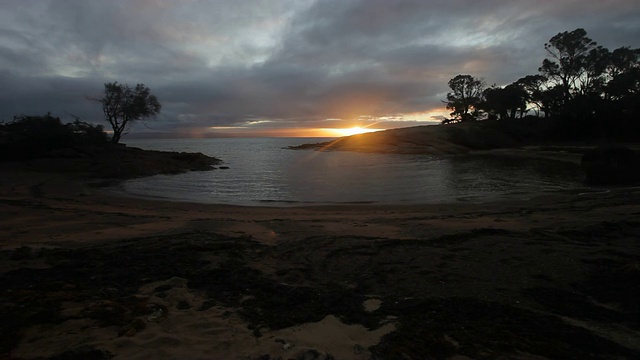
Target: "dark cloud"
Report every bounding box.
[1,0,639,135]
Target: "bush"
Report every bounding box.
[0,113,108,161]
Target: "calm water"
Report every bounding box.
[115,137,586,206]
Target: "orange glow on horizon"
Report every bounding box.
[203,126,386,138]
[321,126,384,137]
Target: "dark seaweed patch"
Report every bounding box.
[371,297,637,360]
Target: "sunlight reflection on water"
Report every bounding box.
[116,138,586,206]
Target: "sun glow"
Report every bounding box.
[196,125,387,138]
[328,126,383,137]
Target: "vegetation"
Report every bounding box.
[0,81,161,159]
[0,113,107,161]
[443,75,485,124]
[0,112,219,178]
[90,82,161,144]
[443,28,640,141]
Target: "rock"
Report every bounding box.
[363,298,382,312]
[146,303,168,322]
[7,143,222,179]
[582,144,640,185]
[118,318,146,337]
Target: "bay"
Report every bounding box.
[114,137,586,206]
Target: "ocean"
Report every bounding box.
[114,137,586,206]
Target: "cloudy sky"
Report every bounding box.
[1,0,639,137]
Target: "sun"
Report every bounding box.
[332,126,382,137]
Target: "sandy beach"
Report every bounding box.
[2,161,640,359]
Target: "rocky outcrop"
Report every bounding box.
[582,145,640,185]
[11,143,222,180]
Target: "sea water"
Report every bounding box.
[115,137,586,206]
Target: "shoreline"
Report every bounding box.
[104,145,590,208]
[2,152,640,359]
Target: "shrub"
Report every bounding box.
[0,113,107,161]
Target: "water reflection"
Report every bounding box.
[441,154,583,202]
[120,138,585,206]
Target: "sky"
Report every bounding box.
[1,0,639,138]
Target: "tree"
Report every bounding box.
[605,48,640,135]
[539,28,599,100]
[606,47,640,100]
[514,75,547,117]
[481,84,528,120]
[92,82,161,143]
[444,74,485,123]
[438,28,640,139]
[538,85,568,119]
[580,46,610,95]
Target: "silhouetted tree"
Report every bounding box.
[580,46,610,95]
[91,82,161,143]
[444,75,485,123]
[604,48,640,137]
[538,85,567,119]
[514,75,547,117]
[539,28,599,101]
[438,28,640,140]
[607,68,640,99]
[481,84,528,120]
[605,47,640,99]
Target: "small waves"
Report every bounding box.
[120,138,588,206]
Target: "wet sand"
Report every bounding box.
[1,165,640,359]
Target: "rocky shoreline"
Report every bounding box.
[2,143,222,181]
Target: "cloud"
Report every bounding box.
[0,0,639,135]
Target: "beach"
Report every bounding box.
[2,161,640,359]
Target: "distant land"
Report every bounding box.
[290,118,558,155]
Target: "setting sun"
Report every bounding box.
[329,126,383,137]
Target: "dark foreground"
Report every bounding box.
[1,168,640,359]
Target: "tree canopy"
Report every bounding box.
[482,84,527,120]
[442,28,640,140]
[92,82,161,143]
[444,75,485,123]
[539,28,600,100]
